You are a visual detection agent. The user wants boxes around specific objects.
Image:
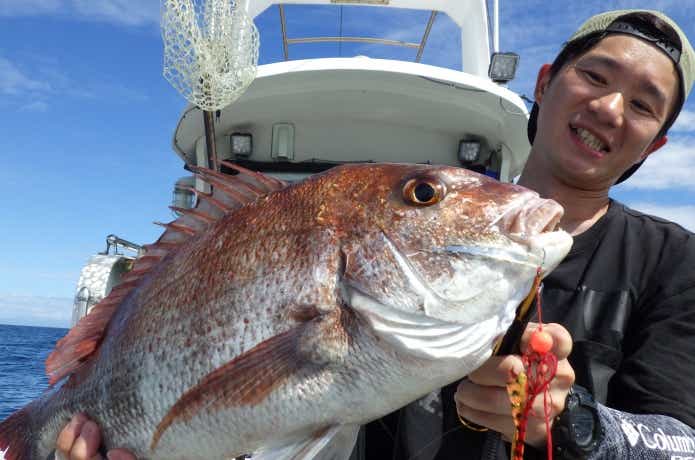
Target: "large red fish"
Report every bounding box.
[0,163,571,459]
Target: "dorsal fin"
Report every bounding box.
[45,164,288,385]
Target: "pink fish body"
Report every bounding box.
[0,163,572,459]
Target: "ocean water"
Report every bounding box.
[0,324,68,421]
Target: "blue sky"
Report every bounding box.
[1,0,694,327]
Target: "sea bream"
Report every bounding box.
[0,162,572,460]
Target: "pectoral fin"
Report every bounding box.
[252,425,360,460]
[152,306,354,451]
[151,326,303,450]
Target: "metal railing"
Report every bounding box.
[278,4,437,62]
[101,234,142,256]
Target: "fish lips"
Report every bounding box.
[527,230,573,276]
[440,229,573,278]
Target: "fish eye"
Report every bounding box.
[402,177,445,206]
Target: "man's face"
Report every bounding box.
[533,34,679,189]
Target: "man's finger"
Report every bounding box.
[466,355,524,387]
[69,420,102,460]
[107,449,138,460]
[455,379,516,416]
[55,414,88,454]
[456,402,514,439]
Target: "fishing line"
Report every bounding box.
[507,270,558,460]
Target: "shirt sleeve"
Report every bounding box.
[589,404,695,459]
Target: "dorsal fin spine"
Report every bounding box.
[187,187,231,212]
[219,160,286,190]
[169,206,216,224]
[191,164,272,197]
[154,221,197,236]
[45,163,288,385]
[142,242,181,252]
[124,267,153,278]
[191,168,257,203]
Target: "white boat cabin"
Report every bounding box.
[172,0,530,185]
[73,0,531,325]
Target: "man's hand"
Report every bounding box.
[55,414,136,460]
[454,322,575,447]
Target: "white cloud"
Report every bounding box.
[621,136,695,191]
[0,57,51,96]
[0,54,148,111]
[672,109,695,133]
[0,295,72,328]
[0,0,159,26]
[19,100,49,112]
[0,0,61,16]
[70,0,160,27]
[624,203,695,232]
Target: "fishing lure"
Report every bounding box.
[507,277,558,460]
[459,267,558,460]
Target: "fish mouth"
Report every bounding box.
[438,244,542,269]
[342,224,571,363]
[508,195,571,276]
[495,194,564,240]
[359,231,547,324]
[440,230,571,277]
[476,193,572,276]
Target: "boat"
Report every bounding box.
[71,0,530,325]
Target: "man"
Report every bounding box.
[450,9,695,460]
[56,9,695,460]
[360,8,695,460]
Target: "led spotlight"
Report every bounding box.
[231,133,253,157]
[458,139,482,163]
[489,52,519,83]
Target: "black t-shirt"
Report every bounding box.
[362,200,695,459]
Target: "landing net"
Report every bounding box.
[161,0,259,111]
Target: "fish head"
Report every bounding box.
[329,163,572,365]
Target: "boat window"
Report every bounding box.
[255,4,463,71]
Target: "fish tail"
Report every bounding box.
[0,403,40,460]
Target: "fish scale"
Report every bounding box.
[0,162,572,460]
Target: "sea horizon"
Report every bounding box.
[0,322,69,330]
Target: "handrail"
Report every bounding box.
[279,4,290,61]
[416,11,437,62]
[277,3,437,61]
[286,36,419,47]
[102,234,142,256]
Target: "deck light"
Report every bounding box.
[458,139,482,163]
[489,52,519,83]
[231,133,253,157]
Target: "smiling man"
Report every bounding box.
[450,9,695,460]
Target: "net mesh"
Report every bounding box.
[161,0,259,111]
